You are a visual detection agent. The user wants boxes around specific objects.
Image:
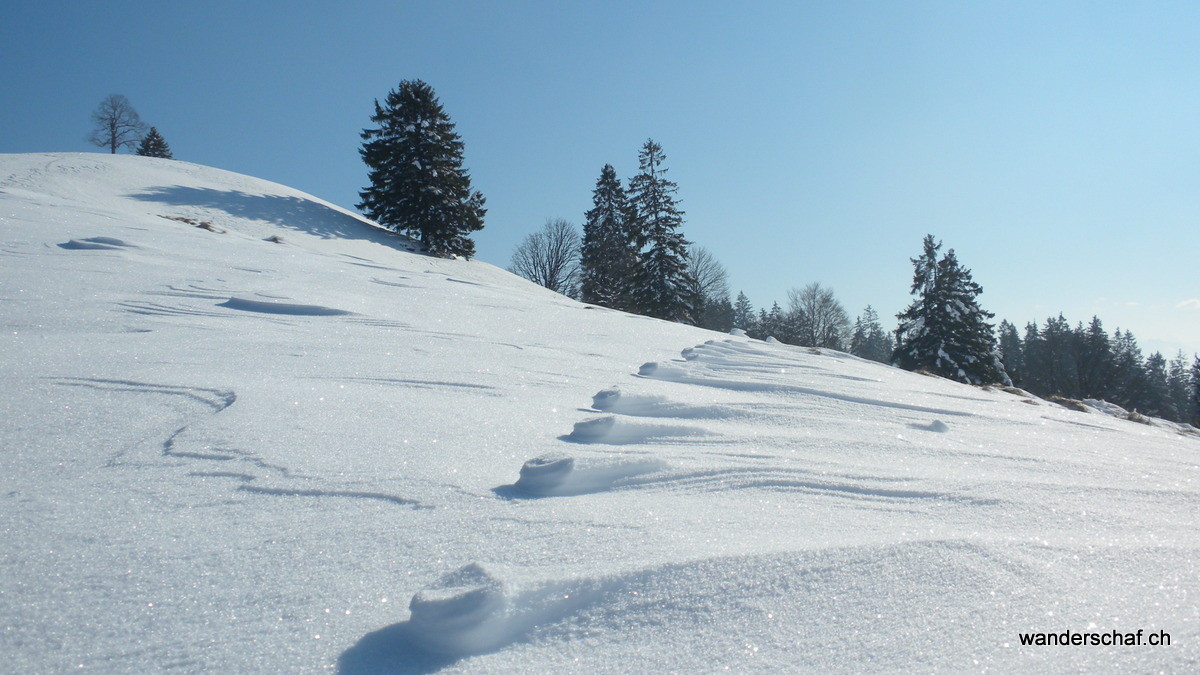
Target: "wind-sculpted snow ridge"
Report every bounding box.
[57,236,137,250]
[402,563,614,656]
[511,453,669,496]
[351,539,1198,671]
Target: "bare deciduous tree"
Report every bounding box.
[88,94,148,154]
[688,246,729,304]
[689,245,734,331]
[786,282,850,350]
[508,218,581,297]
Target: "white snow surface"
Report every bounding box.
[2,153,1199,672]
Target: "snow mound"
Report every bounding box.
[57,236,137,250]
[399,563,614,659]
[513,452,668,496]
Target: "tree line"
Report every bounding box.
[90,81,1198,426]
[999,315,1198,424]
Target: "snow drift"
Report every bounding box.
[2,153,1198,672]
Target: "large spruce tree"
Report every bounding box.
[136,127,173,159]
[627,139,697,322]
[579,164,638,310]
[893,235,1009,385]
[358,80,485,258]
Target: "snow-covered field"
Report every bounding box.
[2,153,1197,672]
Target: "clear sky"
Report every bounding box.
[3,1,1197,357]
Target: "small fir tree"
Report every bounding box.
[996,320,1024,387]
[732,292,757,335]
[851,306,893,363]
[136,127,173,159]
[893,235,1009,385]
[759,302,785,341]
[358,80,485,258]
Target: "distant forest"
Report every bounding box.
[508,147,1200,428]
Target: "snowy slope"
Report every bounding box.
[2,153,1197,672]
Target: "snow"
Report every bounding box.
[2,153,1199,672]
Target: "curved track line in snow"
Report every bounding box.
[52,378,433,510]
[237,485,428,508]
[618,466,989,503]
[368,277,417,289]
[54,377,235,411]
[144,283,240,300]
[118,300,242,320]
[315,376,500,394]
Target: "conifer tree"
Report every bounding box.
[759,302,785,341]
[358,80,485,258]
[1110,329,1148,410]
[580,164,638,309]
[732,292,756,334]
[135,127,173,159]
[627,139,697,322]
[996,320,1024,387]
[893,235,1009,385]
[1038,314,1080,397]
[1142,352,1173,419]
[851,306,892,363]
[698,297,735,332]
[1166,351,1191,423]
[1077,316,1114,400]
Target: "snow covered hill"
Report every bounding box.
[2,153,1197,672]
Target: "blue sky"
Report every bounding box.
[3,1,1197,356]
